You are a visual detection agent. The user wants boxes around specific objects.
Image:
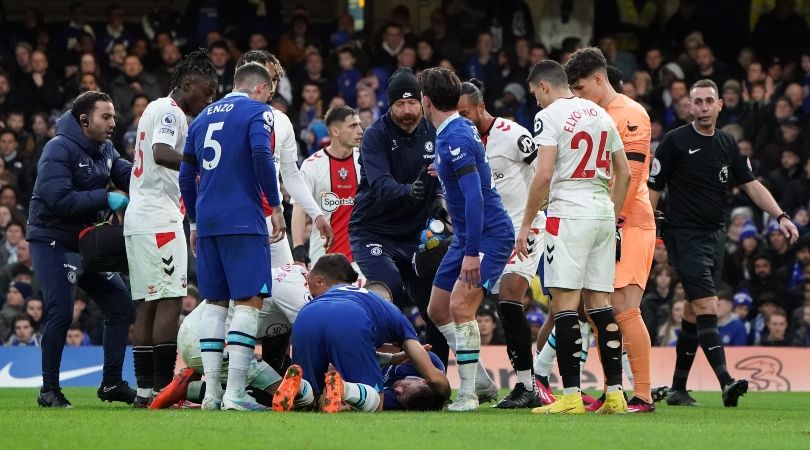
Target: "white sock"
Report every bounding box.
[294,379,315,409]
[187,380,204,402]
[579,321,591,370]
[438,321,494,390]
[622,351,634,385]
[607,384,623,393]
[455,320,481,396]
[224,305,259,399]
[199,303,227,401]
[534,329,556,377]
[563,386,581,395]
[253,361,282,390]
[137,388,152,398]
[517,370,533,390]
[342,380,380,412]
[438,322,456,351]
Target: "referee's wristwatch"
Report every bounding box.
[777,212,791,224]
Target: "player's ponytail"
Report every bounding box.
[467,78,485,93]
[460,79,484,105]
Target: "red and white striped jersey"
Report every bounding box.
[296,147,361,263]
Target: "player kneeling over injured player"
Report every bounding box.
[273,254,451,413]
[151,264,314,409]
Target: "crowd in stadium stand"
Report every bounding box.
[0,0,809,348]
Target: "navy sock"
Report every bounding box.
[696,314,733,387]
[672,320,699,391]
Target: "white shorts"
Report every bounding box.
[258,282,310,339]
[178,325,281,390]
[125,232,188,301]
[492,227,544,294]
[267,216,293,268]
[543,217,615,292]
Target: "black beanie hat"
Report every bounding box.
[387,67,422,104]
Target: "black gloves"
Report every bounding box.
[409,179,426,201]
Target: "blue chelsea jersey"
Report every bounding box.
[182,93,280,237]
[434,114,511,253]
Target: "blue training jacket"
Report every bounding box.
[349,112,438,241]
[27,111,132,251]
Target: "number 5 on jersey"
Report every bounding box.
[571,130,610,179]
[202,122,224,170]
[133,131,145,178]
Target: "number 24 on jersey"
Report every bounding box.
[570,130,610,179]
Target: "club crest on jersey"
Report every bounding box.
[366,243,383,256]
[338,167,349,180]
[719,165,729,183]
[425,141,434,153]
[181,275,187,288]
[160,113,175,127]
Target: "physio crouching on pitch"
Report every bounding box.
[27,91,136,408]
[349,68,449,365]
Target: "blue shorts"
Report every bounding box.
[433,230,513,293]
[196,234,272,301]
[291,301,383,395]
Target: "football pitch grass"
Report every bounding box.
[1,389,809,449]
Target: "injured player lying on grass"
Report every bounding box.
[152,335,447,412]
[152,256,449,411]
